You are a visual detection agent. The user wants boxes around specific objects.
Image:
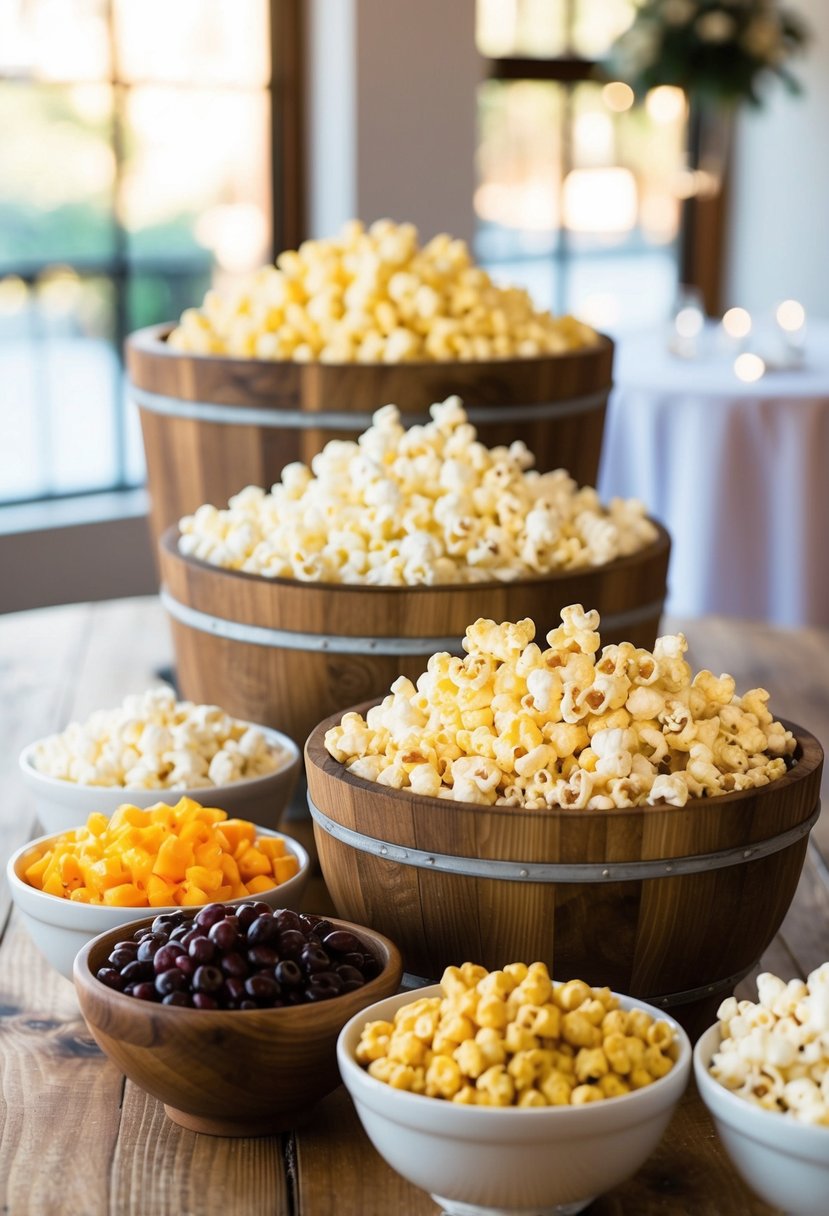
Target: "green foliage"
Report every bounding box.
[607,0,810,107]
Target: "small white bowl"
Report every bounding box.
[695,1023,829,1216]
[7,827,309,981]
[19,723,301,835]
[338,985,691,1215]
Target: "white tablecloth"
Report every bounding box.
[598,324,829,627]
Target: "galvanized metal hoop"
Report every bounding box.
[160,586,665,658]
[307,794,820,883]
[130,385,610,430]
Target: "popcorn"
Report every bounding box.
[32,687,287,790]
[710,965,829,1124]
[324,605,797,811]
[178,399,658,586]
[168,219,597,362]
[355,963,678,1105]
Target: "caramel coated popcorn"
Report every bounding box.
[356,963,679,1105]
[168,219,597,362]
[325,606,796,809]
[710,965,829,1125]
[178,398,656,584]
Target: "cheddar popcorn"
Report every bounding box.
[325,605,796,810]
[32,687,287,790]
[355,963,678,1105]
[178,399,657,585]
[168,219,597,362]
[709,965,829,1125]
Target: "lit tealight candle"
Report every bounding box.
[776,299,806,334]
[675,306,704,340]
[722,307,752,340]
[734,352,766,383]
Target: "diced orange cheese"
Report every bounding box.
[273,855,299,885]
[185,865,223,893]
[21,800,300,908]
[237,847,271,881]
[152,836,191,883]
[221,819,256,852]
[259,837,286,862]
[103,883,148,908]
[245,875,277,894]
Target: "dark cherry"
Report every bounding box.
[155,968,186,996]
[192,965,224,994]
[188,935,216,964]
[247,914,279,946]
[194,902,228,929]
[162,992,192,1007]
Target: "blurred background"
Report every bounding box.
[1,0,825,609]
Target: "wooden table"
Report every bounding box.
[1,597,827,1216]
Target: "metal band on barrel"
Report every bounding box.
[307,794,819,882]
[131,385,609,430]
[161,587,665,657]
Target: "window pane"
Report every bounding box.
[566,251,678,333]
[0,272,121,502]
[120,87,271,269]
[476,80,563,262]
[0,0,110,80]
[476,0,567,58]
[0,83,116,269]
[571,0,636,58]
[114,0,270,86]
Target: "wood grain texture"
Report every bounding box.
[74,918,402,1137]
[128,323,614,547]
[305,716,822,1020]
[0,600,824,1215]
[159,523,670,744]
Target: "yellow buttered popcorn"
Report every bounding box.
[355,963,678,1106]
[177,398,657,586]
[325,604,796,811]
[168,219,597,362]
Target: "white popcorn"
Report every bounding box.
[325,604,795,812]
[711,967,829,1124]
[178,400,658,586]
[32,689,288,790]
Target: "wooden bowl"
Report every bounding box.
[73,914,403,1136]
[305,716,823,1033]
[127,323,614,551]
[159,523,670,745]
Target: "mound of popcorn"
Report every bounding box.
[32,687,287,790]
[324,605,796,810]
[709,965,829,1125]
[356,962,679,1105]
[167,218,597,362]
[178,398,657,584]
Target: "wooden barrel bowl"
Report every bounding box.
[305,716,823,1034]
[127,323,614,550]
[158,522,670,746]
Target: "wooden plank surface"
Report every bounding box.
[2,598,826,1216]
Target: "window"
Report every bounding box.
[0,0,301,507]
[475,0,688,332]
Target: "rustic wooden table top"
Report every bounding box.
[1,597,827,1216]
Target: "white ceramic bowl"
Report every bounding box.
[338,985,691,1215]
[19,724,301,835]
[7,827,309,981]
[695,1023,829,1216]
